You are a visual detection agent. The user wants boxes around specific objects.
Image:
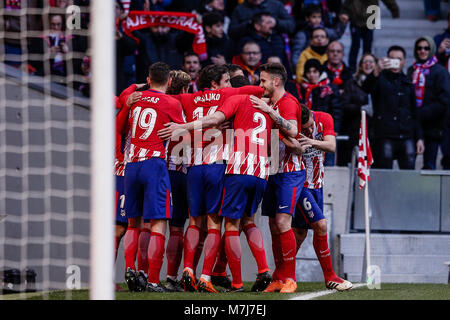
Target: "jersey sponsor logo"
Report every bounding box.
[278,205,289,210]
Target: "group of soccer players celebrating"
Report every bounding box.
[113,60,353,294]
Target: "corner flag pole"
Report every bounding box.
[361,111,371,283]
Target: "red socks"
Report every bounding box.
[212,234,228,276]
[224,230,242,288]
[137,228,151,272]
[166,230,184,278]
[271,233,283,281]
[123,227,139,271]
[183,225,201,270]
[313,233,337,281]
[280,229,297,281]
[201,229,221,276]
[243,224,269,274]
[193,229,207,274]
[147,232,166,284]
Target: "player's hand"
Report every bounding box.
[416,139,425,155]
[158,122,182,140]
[250,95,272,114]
[126,92,142,108]
[217,120,232,130]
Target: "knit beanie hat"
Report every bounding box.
[304,58,324,74]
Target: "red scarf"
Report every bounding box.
[301,78,333,109]
[232,55,261,84]
[412,55,438,107]
[123,11,207,61]
[327,63,344,86]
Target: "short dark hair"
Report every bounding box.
[312,27,328,38]
[148,62,171,86]
[251,11,272,25]
[387,45,406,58]
[240,40,260,53]
[226,64,244,76]
[202,11,224,29]
[301,103,311,125]
[183,52,200,65]
[197,64,229,91]
[305,4,322,18]
[259,62,287,85]
[230,75,251,88]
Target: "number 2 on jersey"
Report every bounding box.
[252,112,267,145]
[131,107,157,140]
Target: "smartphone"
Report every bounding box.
[387,58,400,69]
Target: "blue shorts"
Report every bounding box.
[186,164,226,217]
[292,188,325,229]
[261,171,306,218]
[169,170,188,228]
[219,174,267,220]
[124,158,172,221]
[115,175,128,225]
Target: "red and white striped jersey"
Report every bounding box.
[115,84,138,176]
[126,89,185,163]
[303,111,335,189]
[218,95,275,180]
[166,110,188,173]
[276,93,305,173]
[173,86,264,166]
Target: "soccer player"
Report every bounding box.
[292,105,353,292]
[163,70,191,292]
[159,64,265,292]
[114,84,146,292]
[250,62,305,293]
[121,62,186,293]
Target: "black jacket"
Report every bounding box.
[229,0,295,40]
[341,76,373,143]
[407,63,450,140]
[362,70,423,142]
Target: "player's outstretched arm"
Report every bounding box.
[157,112,226,140]
[249,95,298,138]
[299,134,336,153]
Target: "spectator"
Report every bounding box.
[337,53,377,167]
[296,27,329,83]
[434,13,450,69]
[423,0,441,22]
[227,63,245,78]
[238,12,289,71]
[231,40,262,84]
[230,74,251,87]
[291,4,346,68]
[362,46,424,170]
[293,0,343,28]
[340,0,399,71]
[78,55,91,97]
[323,41,352,93]
[146,26,184,68]
[407,36,450,170]
[115,0,138,94]
[300,58,342,165]
[197,0,231,34]
[181,52,202,92]
[228,0,295,42]
[46,14,70,78]
[202,11,234,66]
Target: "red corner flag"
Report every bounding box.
[357,111,373,189]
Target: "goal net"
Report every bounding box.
[0,1,115,299]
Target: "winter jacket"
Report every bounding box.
[407,62,450,140]
[296,47,328,82]
[229,0,295,41]
[340,0,399,28]
[362,70,423,142]
[300,72,343,133]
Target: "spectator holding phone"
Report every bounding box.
[362,46,424,170]
[45,14,70,77]
[407,36,450,170]
[434,13,450,70]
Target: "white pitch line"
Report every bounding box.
[290,283,367,300]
